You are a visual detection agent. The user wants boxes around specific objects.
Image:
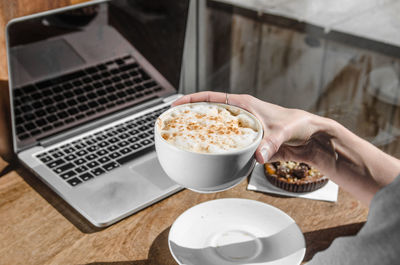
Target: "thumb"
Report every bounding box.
[255,138,279,164]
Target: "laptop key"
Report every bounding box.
[86,66,98,74]
[60,170,76,179]
[14,88,23,97]
[54,163,74,174]
[116,127,127,133]
[98,156,110,163]
[46,115,57,123]
[139,69,151,80]
[127,136,139,143]
[144,81,157,88]
[131,143,142,150]
[67,108,79,115]
[51,151,64,159]
[16,126,25,134]
[106,103,116,109]
[63,146,75,154]
[47,159,66,168]
[36,80,53,89]
[88,101,98,108]
[91,167,106,176]
[83,85,94,92]
[53,94,64,102]
[85,154,98,161]
[128,129,139,135]
[87,161,99,168]
[74,158,86,165]
[115,59,124,65]
[137,133,148,139]
[78,104,89,112]
[93,105,104,112]
[86,146,99,153]
[92,75,102,81]
[93,81,102,87]
[98,141,109,148]
[43,125,53,131]
[98,64,107,70]
[96,149,108,156]
[117,141,129,148]
[72,81,83,88]
[73,142,86,149]
[67,177,82,187]
[25,122,36,130]
[31,129,41,136]
[119,133,130,139]
[109,152,122,159]
[53,121,63,128]
[141,139,152,146]
[76,114,85,120]
[24,113,35,120]
[109,137,119,144]
[101,71,111,78]
[67,99,78,106]
[75,165,88,173]
[57,111,68,119]
[76,149,88,156]
[19,134,30,140]
[65,154,77,161]
[65,118,75,124]
[116,145,154,165]
[154,86,162,92]
[120,147,131,155]
[64,91,74,98]
[39,156,52,163]
[107,145,118,152]
[103,161,119,171]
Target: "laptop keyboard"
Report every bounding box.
[13,54,162,141]
[35,105,169,187]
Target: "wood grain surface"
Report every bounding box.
[0,163,368,265]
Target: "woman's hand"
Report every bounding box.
[173,91,400,205]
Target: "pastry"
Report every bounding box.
[264,161,328,193]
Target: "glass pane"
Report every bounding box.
[200,0,400,156]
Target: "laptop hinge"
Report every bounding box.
[39,97,163,148]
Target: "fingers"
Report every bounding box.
[172,91,227,107]
[268,145,313,165]
[255,138,279,164]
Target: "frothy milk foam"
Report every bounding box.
[157,103,260,153]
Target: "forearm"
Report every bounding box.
[310,116,400,205]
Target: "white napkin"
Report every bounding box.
[248,163,339,202]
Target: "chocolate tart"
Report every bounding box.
[264,161,328,193]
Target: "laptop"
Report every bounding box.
[6,0,190,227]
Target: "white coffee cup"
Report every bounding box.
[154,102,263,193]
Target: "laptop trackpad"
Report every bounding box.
[79,154,177,224]
[129,154,176,190]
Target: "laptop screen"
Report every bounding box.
[7,0,189,151]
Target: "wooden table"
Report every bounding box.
[0,149,368,265]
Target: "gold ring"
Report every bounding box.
[225,93,229,105]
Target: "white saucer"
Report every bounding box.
[168,198,305,265]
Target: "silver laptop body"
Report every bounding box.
[6,0,189,227]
